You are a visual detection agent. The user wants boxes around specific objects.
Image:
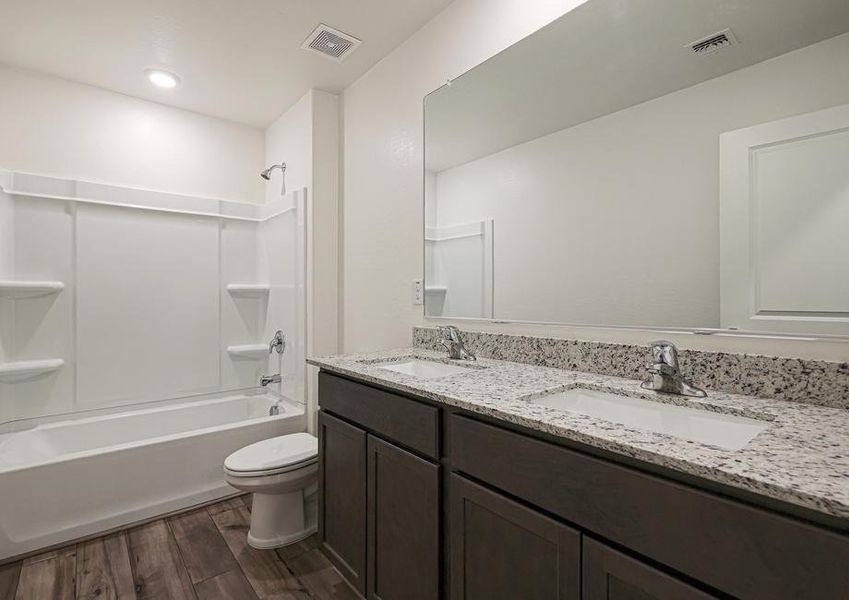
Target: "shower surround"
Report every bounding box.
[0,169,308,560]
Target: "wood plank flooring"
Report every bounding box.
[2,495,359,600]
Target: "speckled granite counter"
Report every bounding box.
[309,348,849,523]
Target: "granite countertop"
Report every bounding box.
[308,348,849,522]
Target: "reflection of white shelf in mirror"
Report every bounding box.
[0,281,64,299]
[226,284,270,298]
[226,344,268,360]
[0,359,65,383]
[425,286,448,295]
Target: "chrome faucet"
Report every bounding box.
[269,330,286,355]
[641,341,706,397]
[260,374,282,387]
[438,326,476,361]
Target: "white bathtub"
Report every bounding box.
[0,388,306,561]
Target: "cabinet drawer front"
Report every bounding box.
[319,372,440,459]
[583,538,716,600]
[449,414,849,599]
[450,474,580,600]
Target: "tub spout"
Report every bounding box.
[260,374,281,387]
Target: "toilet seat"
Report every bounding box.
[224,433,317,478]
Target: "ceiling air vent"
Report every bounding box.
[302,24,361,62]
[687,28,738,56]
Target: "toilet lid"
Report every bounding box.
[225,433,317,473]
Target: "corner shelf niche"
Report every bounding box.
[226,344,268,360]
[226,284,270,298]
[0,359,65,383]
[0,281,64,299]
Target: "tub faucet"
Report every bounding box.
[438,326,476,361]
[640,341,706,397]
[260,374,281,387]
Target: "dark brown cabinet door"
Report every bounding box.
[582,538,716,600]
[367,435,439,600]
[450,474,581,600]
[319,411,368,596]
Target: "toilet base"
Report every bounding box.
[246,488,318,550]
[247,523,317,550]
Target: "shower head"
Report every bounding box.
[261,162,286,180]
[260,162,287,195]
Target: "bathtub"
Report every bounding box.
[0,388,306,561]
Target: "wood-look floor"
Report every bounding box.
[1,495,359,600]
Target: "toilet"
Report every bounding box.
[223,433,318,549]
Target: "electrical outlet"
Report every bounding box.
[412,278,424,305]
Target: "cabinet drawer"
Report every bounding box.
[449,414,849,599]
[319,372,440,459]
[583,538,716,600]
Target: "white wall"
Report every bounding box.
[432,32,849,329]
[0,65,264,203]
[265,90,340,430]
[265,93,313,203]
[342,0,590,353]
[342,0,849,360]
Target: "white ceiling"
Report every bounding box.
[0,0,454,127]
[425,0,849,171]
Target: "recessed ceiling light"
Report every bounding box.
[145,69,180,89]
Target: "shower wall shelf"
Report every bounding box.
[226,344,268,359]
[0,359,65,383]
[0,281,64,298]
[226,284,271,297]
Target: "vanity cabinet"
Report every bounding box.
[319,373,441,600]
[449,474,581,600]
[318,372,849,600]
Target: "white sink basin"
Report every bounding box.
[374,359,475,379]
[529,387,769,451]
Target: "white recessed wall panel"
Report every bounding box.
[260,206,301,399]
[0,190,12,278]
[0,190,13,423]
[754,129,849,314]
[76,205,220,406]
[220,219,265,390]
[0,190,13,370]
[6,197,74,421]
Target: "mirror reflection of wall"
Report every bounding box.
[424,0,849,336]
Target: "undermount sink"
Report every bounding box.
[374,358,476,379]
[529,387,769,451]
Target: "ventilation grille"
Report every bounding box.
[688,28,738,56]
[302,24,361,62]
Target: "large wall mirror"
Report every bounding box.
[423,0,849,338]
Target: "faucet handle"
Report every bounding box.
[438,325,460,341]
[269,330,286,355]
[646,363,676,376]
[647,340,680,370]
